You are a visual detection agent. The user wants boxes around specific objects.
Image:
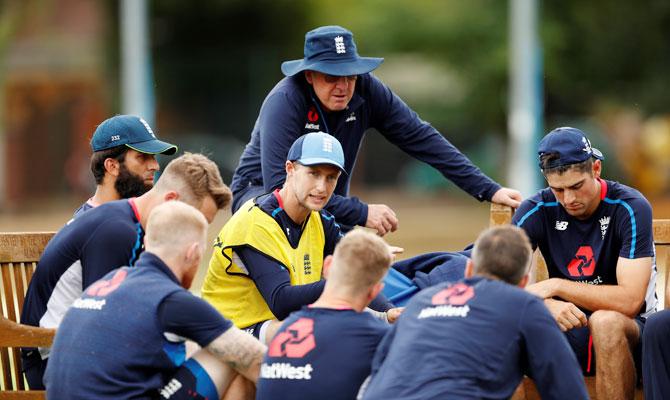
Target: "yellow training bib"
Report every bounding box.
[201,199,325,328]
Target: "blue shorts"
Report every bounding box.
[565,314,645,377]
[159,358,218,400]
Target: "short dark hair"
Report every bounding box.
[471,225,532,285]
[540,153,593,176]
[90,146,128,184]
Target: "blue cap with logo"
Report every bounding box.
[287,132,346,173]
[538,127,604,170]
[281,25,384,77]
[90,115,178,155]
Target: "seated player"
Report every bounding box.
[202,132,394,344]
[513,127,654,399]
[44,201,266,400]
[361,225,588,400]
[257,230,392,400]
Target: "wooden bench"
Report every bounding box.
[491,203,670,400]
[0,232,55,399]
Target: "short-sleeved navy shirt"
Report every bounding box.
[512,179,656,316]
[44,252,232,399]
[256,306,388,400]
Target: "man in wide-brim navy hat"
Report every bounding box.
[230,25,522,235]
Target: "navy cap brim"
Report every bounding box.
[296,157,347,174]
[126,140,178,156]
[281,57,384,77]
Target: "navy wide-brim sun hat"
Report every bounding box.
[281,25,384,77]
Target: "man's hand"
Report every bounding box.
[386,307,404,324]
[366,204,399,236]
[544,298,588,332]
[491,187,523,208]
[526,278,561,299]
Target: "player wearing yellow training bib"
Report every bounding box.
[203,132,385,344]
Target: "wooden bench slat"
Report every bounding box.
[0,232,54,397]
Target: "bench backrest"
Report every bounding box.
[0,232,55,398]
[490,204,670,309]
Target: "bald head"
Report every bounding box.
[326,230,392,297]
[145,201,208,278]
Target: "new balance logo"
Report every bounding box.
[334,36,346,54]
[599,216,610,239]
[555,221,568,231]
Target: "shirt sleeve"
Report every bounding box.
[616,196,654,259]
[157,291,232,347]
[520,298,589,400]
[512,199,543,250]
[80,220,141,288]
[324,194,369,228]
[236,246,325,320]
[366,74,501,202]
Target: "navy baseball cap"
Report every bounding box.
[287,132,346,173]
[90,115,178,155]
[281,25,384,77]
[538,127,604,170]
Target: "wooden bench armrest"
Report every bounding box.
[0,317,55,348]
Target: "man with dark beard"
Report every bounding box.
[73,115,178,216]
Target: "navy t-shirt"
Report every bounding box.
[512,179,656,316]
[44,253,231,399]
[22,199,145,344]
[256,306,388,400]
[362,277,588,400]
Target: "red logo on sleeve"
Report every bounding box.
[431,283,475,306]
[268,318,316,358]
[86,269,128,297]
[567,246,596,277]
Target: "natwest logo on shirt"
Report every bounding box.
[418,283,474,319]
[261,362,313,380]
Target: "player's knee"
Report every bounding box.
[589,310,627,341]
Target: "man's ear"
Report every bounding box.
[104,158,120,177]
[368,282,384,303]
[592,159,602,179]
[185,242,202,265]
[322,255,333,279]
[517,274,529,289]
[465,259,474,278]
[304,71,314,85]
[285,161,295,177]
[164,191,179,202]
